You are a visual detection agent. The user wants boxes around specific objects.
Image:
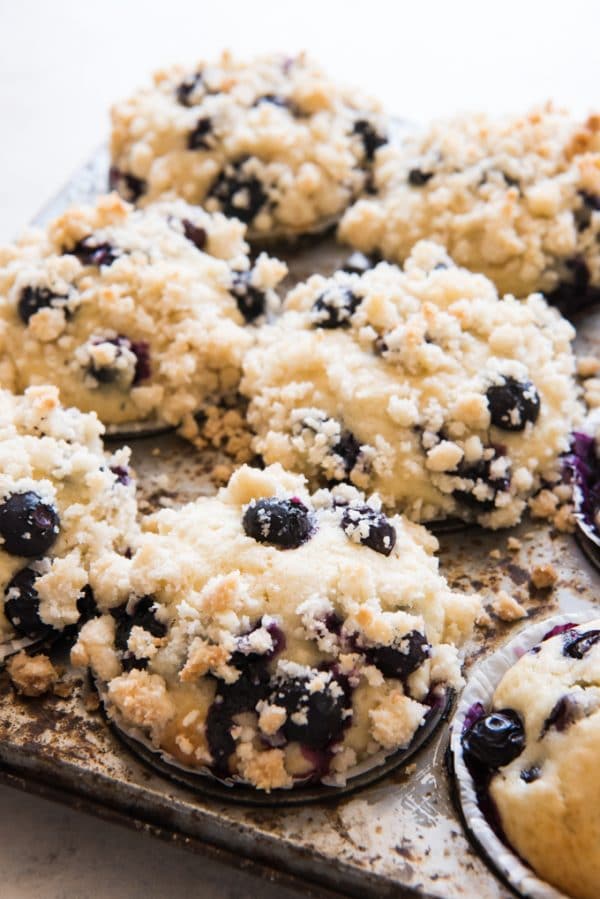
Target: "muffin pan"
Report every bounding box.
[0,148,599,899]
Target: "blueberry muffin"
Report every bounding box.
[340,105,600,306]
[0,385,137,646]
[72,463,480,791]
[0,194,286,433]
[462,620,600,899]
[241,241,581,529]
[110,52,388,239]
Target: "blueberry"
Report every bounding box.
[408,168,434,186]
[230,271,267,322]
[341,505,396,556]
[520,766,541,783]
[108,166,147,202]
[220,664,271,714]
[232,617,286,666]
[4,567,54,639]
[129,339,151,384]
[242,497,314,549]
[501,172,521,190]
[545,257,600,312]
[254,94,289,109]
[576,192,600,231]
[205,661,273,774]
[88,336,150,386]
[360,630,430,679]
[332,430,362,477]
[69,237,119,268]
[562,628,600,658]
[208,162,267,224]
[541,694,582,736]
[342,251,378,275]
[110,465,132,486]
[187,117,213,151]
[0,491,59,557]
[205,696,236,772]
[352,119,387,161]
[76,586,99,625]
[176,71,203,107]
[461,708,525,769]
[311,286,361,328]
[269,673,351,749]
[580,191,600,211]
[181,219,207,251]
[323,612,343,635]
[486,377,540,431]
[452,456,510,510]
[206,656,272,774]
[18,286,68,325]
[113,596,166,671]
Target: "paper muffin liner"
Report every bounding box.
[96,676,451,806]
[0,633,55,666]
[450,611,598,899]
[104,419,175,441]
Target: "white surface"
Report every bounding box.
[0,784,303,899]
[0,1,597,895]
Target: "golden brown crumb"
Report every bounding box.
[179,638,231,681]
[53,679,75,699]
[108,669,175,742]
[531,563,558,589]
[211,463,234,485]
[236,743,292,791]
[577,355,600,378]
[507,536,522,552]
[83,690,101,712]
[489,548,501,559]
[186,404,254,465]
[583,378,600,409]
[476,608,494,629]
[490,590,527,622]
[529,489,559,520]
[553,503,576,533]
[7,652,59,697]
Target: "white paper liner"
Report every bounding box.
[104,419,174,440]
[247,213,340,246]
[450,611,598,899]
[97,676,449,796]
[0,634,47,665]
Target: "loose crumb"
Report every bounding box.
[577,355,600,378]
[490,590,528,622]
[531,563,558,589]
[7,652,59,697]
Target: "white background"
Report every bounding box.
[0,0,595,895]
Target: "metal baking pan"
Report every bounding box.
[1,147,598,899]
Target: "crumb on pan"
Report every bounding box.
[7,651,59,697]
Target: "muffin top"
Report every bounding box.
[73,463,480,791]
[339,104,600,304]
[0,193,286,431]
[0,385,137,642]
[464,620,600,899]
[110,51,388,238]
[241,241,580,528]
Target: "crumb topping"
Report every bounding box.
[340,104,600,302]
[241,241,581,528]
[110,52,387,238]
